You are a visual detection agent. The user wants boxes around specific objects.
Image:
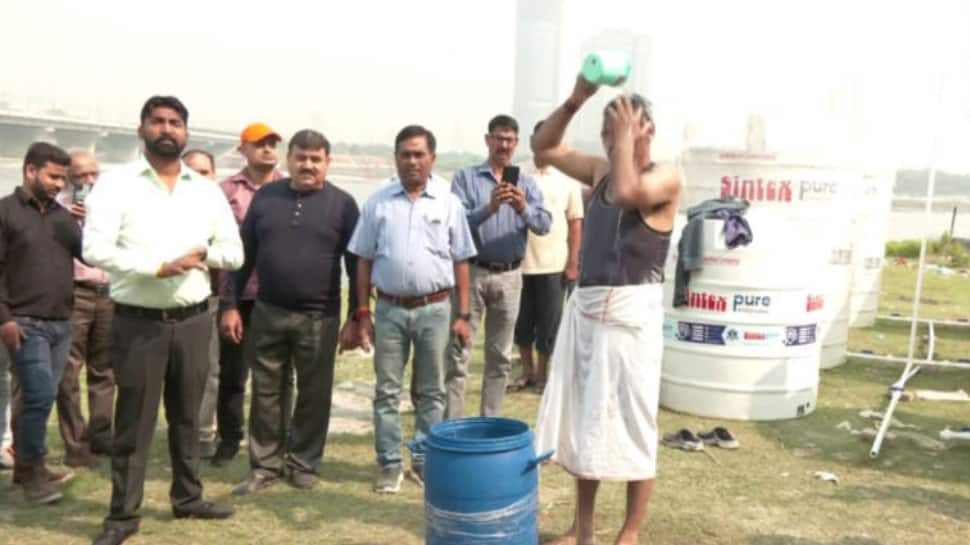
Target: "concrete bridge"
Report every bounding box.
[0,110,237,162]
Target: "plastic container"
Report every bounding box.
[412,418,552,545]
[580,50,631,87]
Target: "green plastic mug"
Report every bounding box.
[580,50,632,87]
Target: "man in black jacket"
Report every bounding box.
[0,142,80,505]
[231,129,359,495]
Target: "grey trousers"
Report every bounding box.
[445,266,522,419]
[247,301,339,477]
[197,297,221,446]
[58,284,115,458]
[0,347,11,451]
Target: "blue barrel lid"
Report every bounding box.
[427,417,533,453]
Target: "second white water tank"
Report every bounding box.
[661,209,828,420]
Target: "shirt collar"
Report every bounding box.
[136,157,196,186]
[390,176,442,199]
[476,161,508,183]
[475,161,493,175]
[14,186,32,204]
[14,186,61,210]
[225,168,283,189]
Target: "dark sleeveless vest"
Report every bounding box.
[578,176,671,287]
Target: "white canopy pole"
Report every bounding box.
[869,75,945,458]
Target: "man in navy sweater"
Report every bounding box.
[230,129,359,494]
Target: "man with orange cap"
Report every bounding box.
[208,123,285,466]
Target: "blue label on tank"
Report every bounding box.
[676,321,726,345]
[669,320,817,347]
[782,324,817,346]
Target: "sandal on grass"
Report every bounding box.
[698,427,739,449]
[506,376,535,393]
[661,429,704,451]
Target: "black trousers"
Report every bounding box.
[216,300,254,447]
[514,272,566,354]
[247,301,339,477]
[105,307,211,531]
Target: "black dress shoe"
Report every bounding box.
[209,443,239,467]
[90,440,113,457]
[172,501,235,520]
[91,527,137,545]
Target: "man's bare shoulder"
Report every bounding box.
[645,162,680,180]
[644,163,682,194]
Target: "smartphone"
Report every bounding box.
[501,165,520,186]
[72,184,90,205]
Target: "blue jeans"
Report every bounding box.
[373,299,450,468]
[11,317,71,462]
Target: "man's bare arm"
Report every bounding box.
[607,97,681,211]
[531,77,610,187]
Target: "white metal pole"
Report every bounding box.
[845,352,970,369]
[870,76,944,458]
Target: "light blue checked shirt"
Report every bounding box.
[348,176,476,297]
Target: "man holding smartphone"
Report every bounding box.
[446,114,551,419]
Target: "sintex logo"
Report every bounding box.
[806,295,825,312]
[720,176,792,202]
[685,290,772,313]
[685,290,728,312]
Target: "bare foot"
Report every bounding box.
[613,529,638,545]
[544,531,595,545]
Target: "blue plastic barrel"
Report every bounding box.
[411,417,552,545]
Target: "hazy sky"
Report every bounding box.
[1,0,967,172]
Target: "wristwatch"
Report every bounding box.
[457,313,471,321]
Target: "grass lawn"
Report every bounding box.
[1,264,969,545]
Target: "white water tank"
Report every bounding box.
[849,173,893,328]
[819,233,854,369]
[678,148,857,369]
[661,210,827,420]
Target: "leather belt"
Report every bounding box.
[75,282,110,297]
[115,301,210,322]
[377,289,450,310]
[471,258,521,272]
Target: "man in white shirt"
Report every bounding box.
[84,96,243,545]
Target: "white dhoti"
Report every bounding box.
[535,284,663,481]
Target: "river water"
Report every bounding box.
[1,158,967,241]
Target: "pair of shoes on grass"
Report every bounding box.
[662,427,739,451]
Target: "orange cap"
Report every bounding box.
[240,122,281,145]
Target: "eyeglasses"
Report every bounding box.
[487,134,518,145]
